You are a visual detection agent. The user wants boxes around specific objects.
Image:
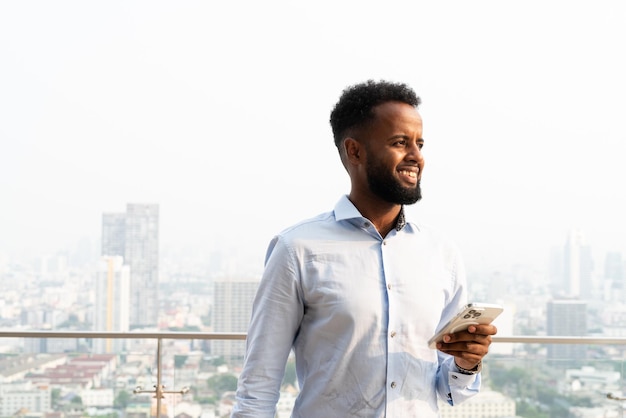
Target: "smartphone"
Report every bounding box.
[428,303,503,349]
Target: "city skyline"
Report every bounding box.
[2,1,626,274]
[0,202,623,283]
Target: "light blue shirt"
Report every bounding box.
[232,195,480,418]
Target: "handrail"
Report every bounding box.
[492,336,626,344]
[1,331,626,344]
[0,330,247,339]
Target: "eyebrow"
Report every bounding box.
[388,135,424,142]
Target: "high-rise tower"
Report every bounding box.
[94,256,130,353]
[546,299,587,366]
[101,212,126,257]
[125,204,159,327]
[100,204,159,328]
[212,277,259,363]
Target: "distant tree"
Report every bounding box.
[174,354,188,368]
[211,356,226,367]
[168,325,201,332]
[114,390,131,408]
[87,413,118,418]
[207,374,238,398]
[282,359,296,387]
[536,386,559,405]
[517,401,549,418]
[489,365,534,397]
[51,388,61,406]
[570,395,593,407]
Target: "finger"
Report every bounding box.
[439,346,485,363]
[445,331,492,345]
[439,335,493,354]
[437,342,489,360]
[468,324,498,336]
[438,340,488,353]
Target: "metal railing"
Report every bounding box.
[492,336,626,345]
[0,330,245,417]
[4,330,625,344]
[1,331,625,416]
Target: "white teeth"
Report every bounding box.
[400,170,417,178]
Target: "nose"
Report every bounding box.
[406,141,425,176]
[407,141,424,163]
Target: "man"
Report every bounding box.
[231,80,497,417]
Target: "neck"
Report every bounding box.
[348,193,402,237]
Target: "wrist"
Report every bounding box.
[454,360,482,375]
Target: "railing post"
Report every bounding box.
[156,337,162,417]
[133,337,189,416]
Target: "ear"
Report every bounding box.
[343,137,362,165]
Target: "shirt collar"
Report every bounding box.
[334,195,416,232]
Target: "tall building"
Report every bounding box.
[93,256,130,353]
[562,229,594,299]
[125,204,159,327]
[212,277,259,363]
[547,299,587,366]
[101,203,159,328]
[101,212,126,257]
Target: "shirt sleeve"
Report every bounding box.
[434,242,481,406]
[231,236,304,418]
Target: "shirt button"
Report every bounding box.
[390,382,397,388]
[452,375,458,380]
[363,222,370,228]
[383,240,387,245]
[390,331,396,338]
[387,284,392,290]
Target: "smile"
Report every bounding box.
[399,169,418,178]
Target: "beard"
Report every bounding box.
[366,159,422,205]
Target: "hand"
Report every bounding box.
[436,324,498,370]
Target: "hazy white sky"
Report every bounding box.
[1,1,625,271]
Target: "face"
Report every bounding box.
[359,101,425,205]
